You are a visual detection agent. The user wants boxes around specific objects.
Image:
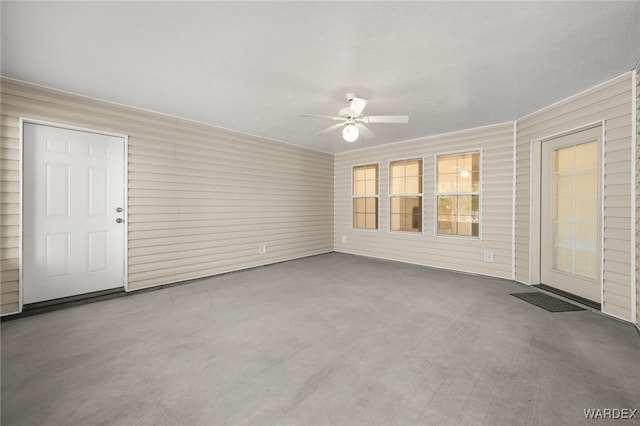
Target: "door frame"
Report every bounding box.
[18,118,129,313]
[529,121,605,308]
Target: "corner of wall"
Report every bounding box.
[634,62,639,326]
[333,154,337,252]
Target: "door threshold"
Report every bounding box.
[534,284,601,311]
[8,288,126,320]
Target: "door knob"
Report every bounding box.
[116,207,123,213]
[116,218,124,223]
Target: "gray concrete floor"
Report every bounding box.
[2,253,639,426]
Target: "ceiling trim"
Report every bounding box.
[518,71,632,122]
[337,121,515,155]
[0,75,335,155]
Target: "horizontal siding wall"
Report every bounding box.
[0,78,334,314]
[516,72,634,321]
[1,106,20,315]
[335,122,514,279]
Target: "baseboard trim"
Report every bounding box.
[1,251,335,321]
[4,288,127,321]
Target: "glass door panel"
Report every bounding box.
[552,142,598,279]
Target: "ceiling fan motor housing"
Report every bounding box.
[339,107,353,118]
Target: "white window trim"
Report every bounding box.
[434,148,483,240]
[351,162,380,232]
[387,156,425,236]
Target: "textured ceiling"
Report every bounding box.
[2,2,639,153]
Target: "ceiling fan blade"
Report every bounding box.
[298,114,342,121]
[364,115,409,124]
[314,122,344,136]
[349,97,368,116]
[355,123,375,140]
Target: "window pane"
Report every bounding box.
[438,172,456,192]
[365,197,376,212]
[365,180,377,195]
[390,159,422,195]
[436,152,480,237]
[365,213,376,229]
[438,219,453,234]
[390,196,421,232]
[457,195,473,215]
[555,197,574,222]
[575,197,596,222]
[401,214,411,230]
[438,156,457,174]
[353,197,378,229]
[554,221,574,247]
[353,165,379,229]
[353,164,378,196]
[438,195,454,214]
[390,197,401,212]
[575,172,596,196]
[555,146,574,172]
[555,174,574,197]
[391,177,404,194]
[389,159,422,232]
[457,221,473,236]
[437,152,480,194]
[412,213,422,232]
[365,165,377,180]
[471,171,480,191]
[406,197,421,213]
[455,153,475,172]
[405,160,420,177]
[575,142,597,170]
[554,246,573,273]
[391,162,405,178]
[407,175,422,193]
[436,194,479,237]
[575,223,596,250]
[390,214,401,231]
[458,172,473,192]
[574,249,597,278]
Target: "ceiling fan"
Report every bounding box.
[298,93,409,142]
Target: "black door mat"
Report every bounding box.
[510,292,585,312]
[534,284,601,310]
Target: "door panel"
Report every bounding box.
[540,126,601,303]
[44,233,70,279]
[23,123,125,304]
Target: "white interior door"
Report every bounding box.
[540,126,601,303]
[23,123,125,304]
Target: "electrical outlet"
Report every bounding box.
[259,244,267,255]
[341,235,347,244]
[484,251,494,262]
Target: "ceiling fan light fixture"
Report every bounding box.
[342,123,359,142]
[299,93,408,142]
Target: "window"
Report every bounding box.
[436,151,480,237]
[352,164,378,229]
[389,158,423,232]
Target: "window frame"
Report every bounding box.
[387,156,425,235]
[351,162,380,231]
[434,148,483,240]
